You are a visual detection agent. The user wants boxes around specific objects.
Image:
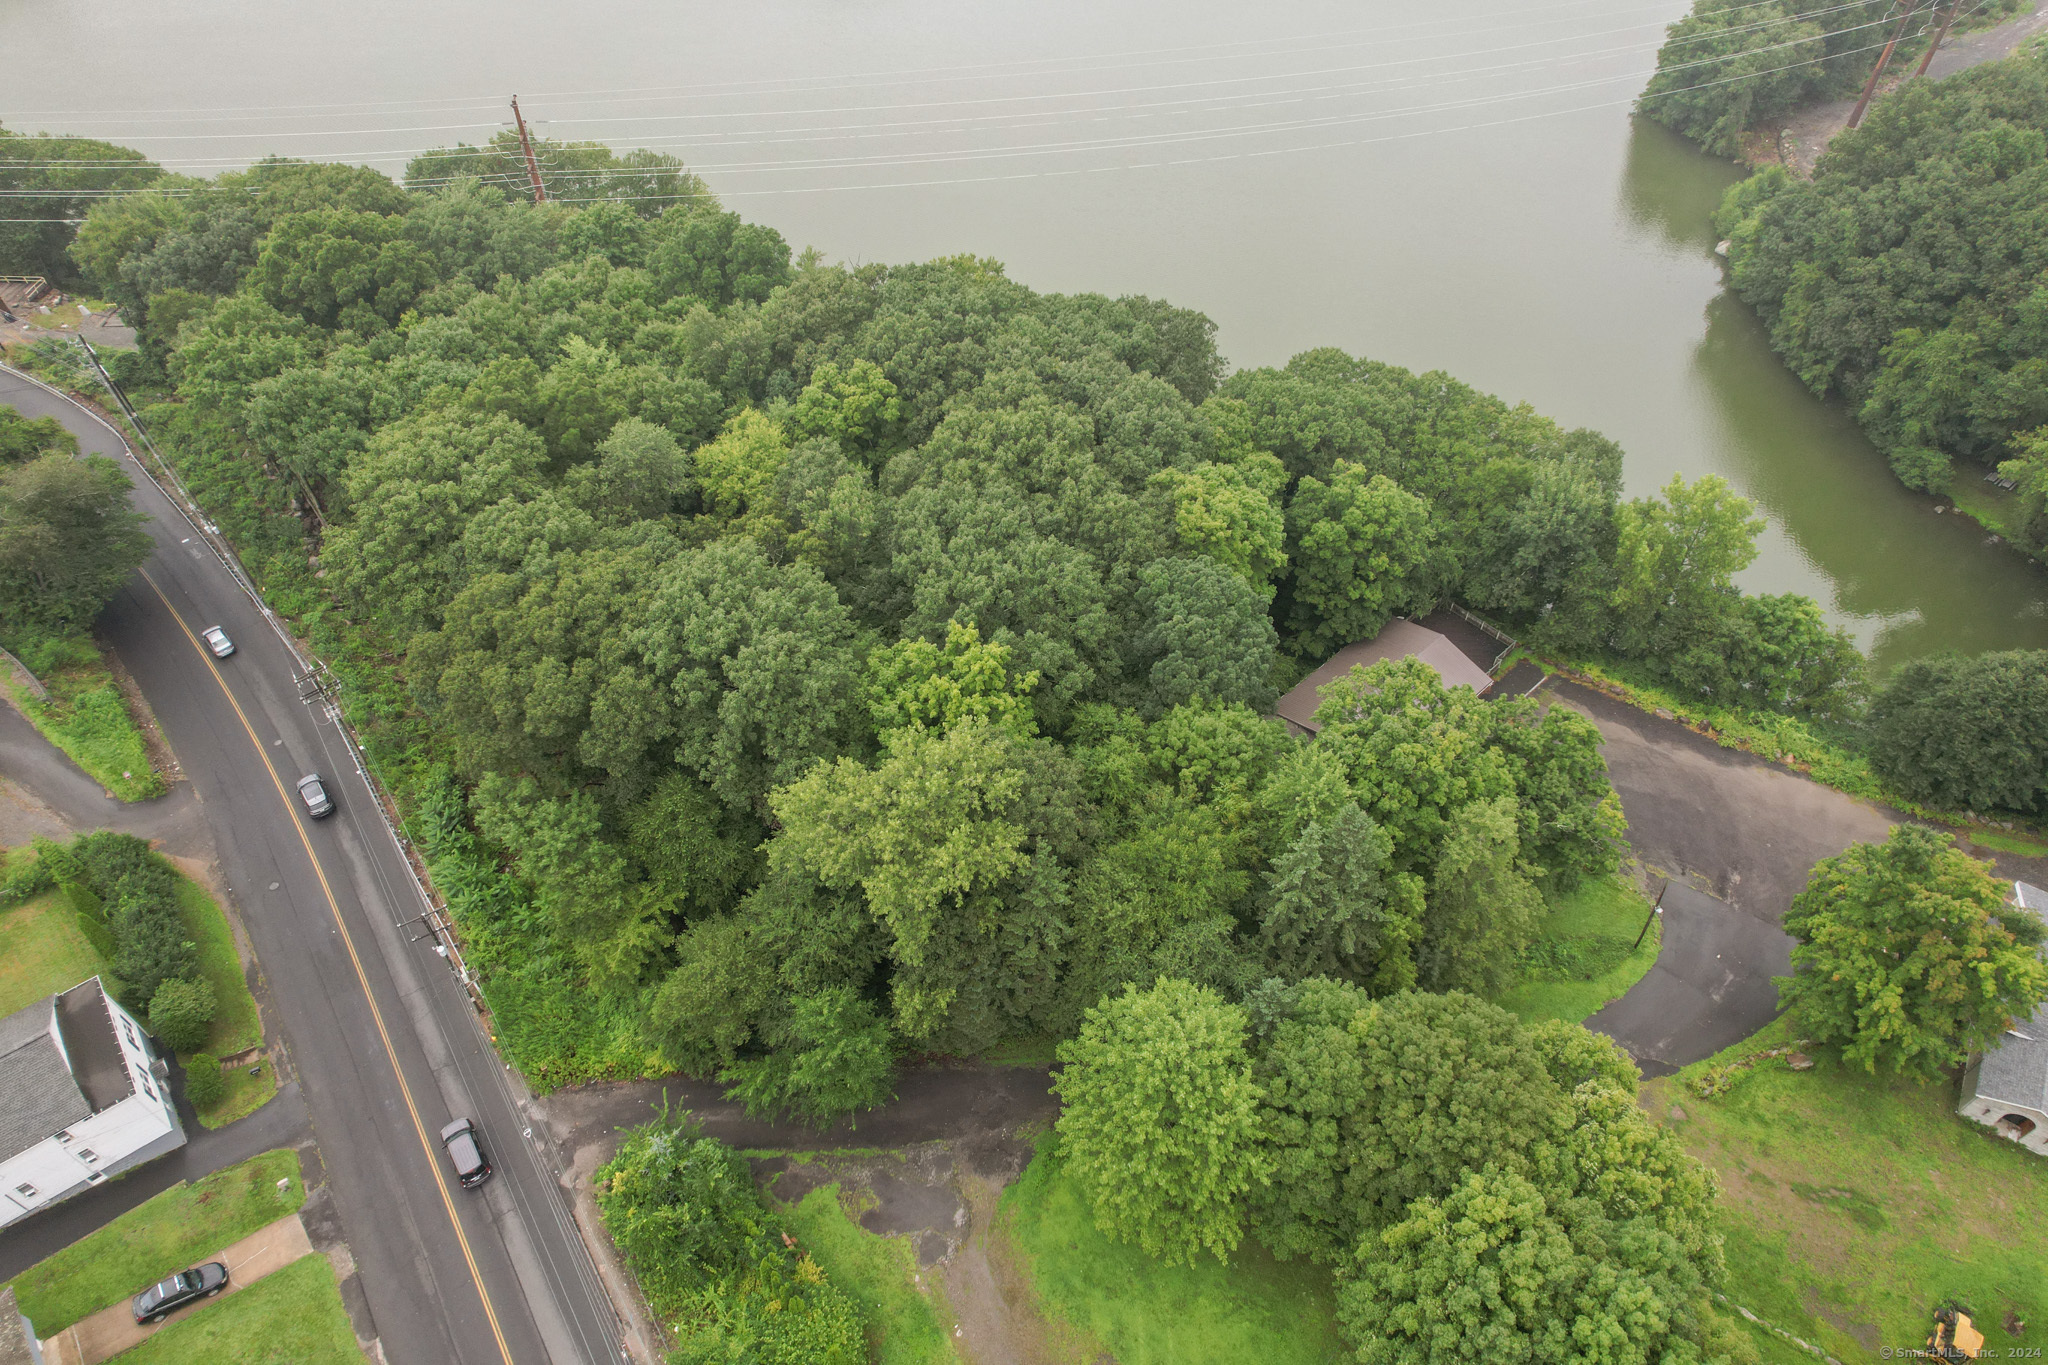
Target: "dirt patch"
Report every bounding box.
[1801,1287,1881,1354]
[750,1136,1076,1364]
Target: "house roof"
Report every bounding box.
[1971,999,2048,1117]
[0,1286,37,1365]
[1274,618,1495,735]
[2016,881,2048,915]
[55,978,131,1112]
[0,994,91,1159]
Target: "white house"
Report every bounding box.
[1955,881,2048,1156]
[0,977,184,1228]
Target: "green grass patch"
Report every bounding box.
[1002,1136,1347,1365]
[172,873,261,1060]
[782,1184,959,1365]
[1655,1026,2048,1362]
[4,635,164,801]
[109,1253,358,1365]
[0,883,110,1018]
[1967,827,2048,858]
[8,1150,306,1335]
[1496,875,1662,1025]
[1948,477,2015,540]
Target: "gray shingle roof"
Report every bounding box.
[1972,1000,2048,1115]
[0,994,91,1159]
[0,1285,37,1365]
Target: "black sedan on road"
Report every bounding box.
[131,1262,229,1324]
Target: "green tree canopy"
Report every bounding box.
[1053,978,1271,1265]
[1869,650,2048,814]
[1781,824,2048,1078]
[0,454,151,633]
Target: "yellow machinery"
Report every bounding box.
[1927,1306,1986,1360]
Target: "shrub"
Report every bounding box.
[0,852,56,907]
[183,1054,225,1108]
[596,1115,864,1364]
[148,976,217,1053]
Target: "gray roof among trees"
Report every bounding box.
[1971,1000,2048,1116]
[1275,619,1496,735]
[0,994,91,1159]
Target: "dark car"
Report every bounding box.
[131,1262,228,1324]
[297,773,334,818]
[440,1117,492,1189]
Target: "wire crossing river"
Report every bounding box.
[4,0,2046,669]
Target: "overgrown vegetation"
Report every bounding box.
[779,1184,959,1365]
[1051,980,1732,1361]
[596,1114,867,1363]
[1496,873,1663,1025]
[1713,49,2048,544]
[7,1149,304,1335]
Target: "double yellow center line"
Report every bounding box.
[141,567,517,1365]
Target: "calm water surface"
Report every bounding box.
[5,0,2044,671]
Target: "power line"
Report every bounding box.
[0,1,1908,174]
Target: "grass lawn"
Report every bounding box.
[1495,874,1661,1025]
[1969,827,2048,859]
[175,872,262,1061]
[0,884,109,1018]
[108,1254,358,1365]
[8,1150,306,1335]
[4,635,163,801]
[782,1184,959,1365]
[1001,1137,1347,1365]
[1648,1023,2048,1363]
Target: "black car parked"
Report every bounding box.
[131,1262,229,1324]
[440,1117,492,1189]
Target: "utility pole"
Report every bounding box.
[1847,0,1923,131]
[1912,0,1962,77]
[510,96,547,203]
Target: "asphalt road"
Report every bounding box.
[0,366,623,1365]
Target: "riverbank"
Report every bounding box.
[1744,0,2048,175]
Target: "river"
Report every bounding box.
[5,0,2045,672]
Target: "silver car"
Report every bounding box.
[297,773,334,818]
[201,626,234,657]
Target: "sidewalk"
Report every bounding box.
[39,1212,315,1365]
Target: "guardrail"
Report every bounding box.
[7,344,633,1361]
[62,340,493,1009]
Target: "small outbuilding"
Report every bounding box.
[1274,618,1495,737]
[1955,881,2048,1156]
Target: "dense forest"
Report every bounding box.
[1714,51,2048,544]
[36,132,1873,1104]
[1637,0,2026,156]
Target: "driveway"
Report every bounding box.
[1541,677,1899,1072]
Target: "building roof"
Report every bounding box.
[2016,881,2048,915]
[0,995,91,1160]
[1971,999,2048,1117]
[0,1286,37,1365]
[56,979,130,1112]
[1274,618,1496,735]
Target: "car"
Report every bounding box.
[440,1117,492,1189]
[131,1262,228,1324]
[201,626,234,657]
[296,773,334,818]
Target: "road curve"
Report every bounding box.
[0,364,625,1365]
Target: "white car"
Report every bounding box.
[201,627,234,657]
